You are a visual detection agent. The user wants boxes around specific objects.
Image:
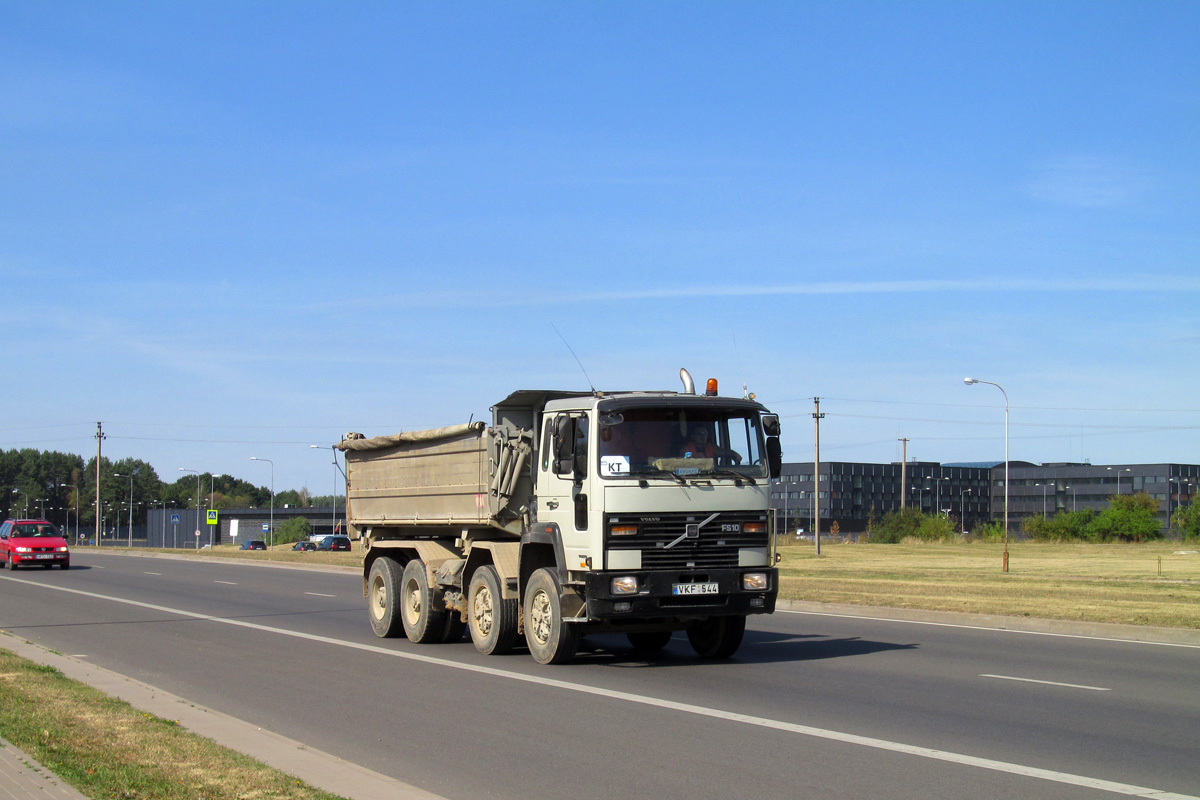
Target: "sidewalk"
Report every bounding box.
[0,737,90,800]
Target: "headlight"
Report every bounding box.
[14,547,31,553]
[611,576,639,595]
[742,572,768,591]
[56,547,69,552]
[610,524,638,536]
[744,522,766,535]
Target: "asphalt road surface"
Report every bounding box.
[0,551,1196,800]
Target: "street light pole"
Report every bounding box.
[114,471,136,547]
[965,377,1009,572]
[179,468,201,549]
[309,443,348,537]
[250,457,274,549]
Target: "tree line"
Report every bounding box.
[0,448,341,530]
[866,491,1198,544]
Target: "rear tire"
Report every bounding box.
[523,568,580,665]
[401,559,448,643]
[468,565,518,655]
[686,615,746,659]
[367,557,406,638]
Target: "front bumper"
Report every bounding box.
[583,567,777,621]
[11,552,69,566]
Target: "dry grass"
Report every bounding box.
[777,540,1200,629]
[0,650,349,800]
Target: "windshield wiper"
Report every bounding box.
[630,467,687,485]
[708,469,756,485]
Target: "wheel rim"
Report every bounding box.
[472,584,493,636]
[369,575,387,622]
[403,578,421,625]
[529,590,552,645]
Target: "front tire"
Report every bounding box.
[686,615,746,659]
[401,559,448,644]
[468,565,518,655]
[627,630,674,654]
[523,568,580,665]
[367,557,406,638]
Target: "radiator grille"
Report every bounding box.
[605,511,768,570]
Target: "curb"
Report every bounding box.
[0,635,445,800]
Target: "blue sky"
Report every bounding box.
[2,1,1197,494]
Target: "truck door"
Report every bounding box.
[540,412,590,567]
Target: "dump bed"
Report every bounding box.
[338,421,531,537]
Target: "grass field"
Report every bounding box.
[132,539,1200,630]
[776,539,1200,629]
[0,650,348,800]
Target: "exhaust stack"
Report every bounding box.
[679,368,696,395]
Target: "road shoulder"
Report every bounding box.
[0,634,445,800]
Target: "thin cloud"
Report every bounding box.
[311,275,1200,311]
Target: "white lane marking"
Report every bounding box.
[981,674,1111,692]
[779,608,1200,650]
[144,572,162,576]
[3,575,1195,800]
[304,592,336,598]
[214,581,238,586]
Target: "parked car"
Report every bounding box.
[0,519,70,570]
[240,540,267,551]
[316,535,351,552]
[291,541,316,551]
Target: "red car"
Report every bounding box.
[0,519,71,570]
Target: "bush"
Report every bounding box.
[275,516,312,544]
[1173,502,1200,542]
[1086,492,1162,543]
[867,508,922,543]
[1023,509,1096,542]
[868,508,959,543]
[971,520,1007,542]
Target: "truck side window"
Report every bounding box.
[551,414,588,478]
[573,416,588,478]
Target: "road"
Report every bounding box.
[0,551,1196,800]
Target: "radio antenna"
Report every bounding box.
[551,322,595,392]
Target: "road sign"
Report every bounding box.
[171,514,180,525]
[206,509,219,526]
[262,523,270,533]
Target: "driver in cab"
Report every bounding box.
[679,424,741,464]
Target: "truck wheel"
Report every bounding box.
[441,613,467,643]
[523,568,580,665]
[686,615,746,659]
[626,630,674,654]
[401,559,448,644]
[367,557,406,638]
[468,565,518,655]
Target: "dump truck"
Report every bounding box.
[337,370,782,664]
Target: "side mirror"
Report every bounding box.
[762,414,781,437]
[552,416,574,475]
[766,437,782,480]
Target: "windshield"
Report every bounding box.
[597,406,767,479]
[12,523,60,538]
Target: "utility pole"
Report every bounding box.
[813,398,825,555]
[94,422,105,547]
[898,438,909,509]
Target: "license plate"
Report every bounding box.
[34,554,53,560]
[673,582,719,596]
